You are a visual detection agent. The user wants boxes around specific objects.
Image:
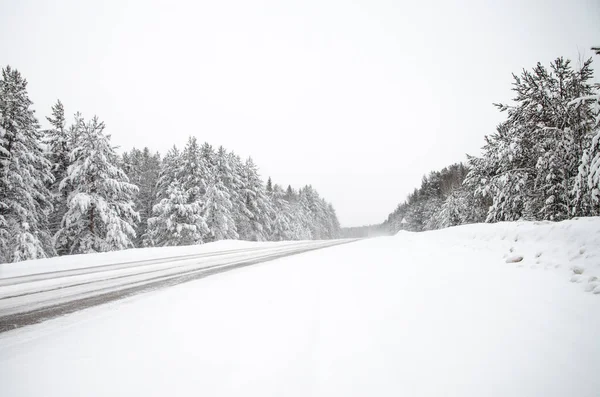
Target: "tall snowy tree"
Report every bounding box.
[202,146,238,241]
[155,145,181,201]
[267,183,294,241]
[147,180,208,246]
[467,58,597,221]
[147,137,209,246]
[44,100,73,241]
[55,116,139,254]
[121,147,161,246]
[0,66,54,262]
[572,49,600,216]
[238,157,273,241]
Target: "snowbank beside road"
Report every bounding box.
[396,217,600,294]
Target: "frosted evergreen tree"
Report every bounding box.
[296,187,317,238]
[55,116,139,254]
[325,203,341,238]
[266,177,273,193]
[225,152,252,235]
[121,147,161,246]
[238,157,273,241]
[432,187,487,229]
[0,66,54,262]
[45,100,69,182]
[267,183,294,241]
[285,185,296,202]
[147,180,208,246]
[155,145,181,201]
[43,100,74,241]
[147,137,210,245]
[572,48,600,215]
[200,142,216,175]
[468,58,596,221]
[181,137,209,200]
[573,131,600,215]
[203,146,238,241]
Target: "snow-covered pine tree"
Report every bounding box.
[147,180,207,246]
[147,137,209,246]
[266,177,273,193]
[325,202,341,238]
[289,196,312,240]
[155,146,181,200]
[267,183,294,241]
[121,147,161,246]
[0,66,54,262]
[226,152,252,238]
[43,100,73,243]
[55,116,139,254]
[468,58,596,221]
[202,146,238,241]
[180,137,209,201]
[571,49,600,216]
[143,146,180,246]
[200,142,216,175]
[285,185,296,202]
[238,157,273,241]
[297,186,321,237]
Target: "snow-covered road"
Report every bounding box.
[1,219,599,396]
[0,240,355,332]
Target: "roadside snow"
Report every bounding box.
[0,239,311,279]
[0,219,599,396]
[396,217,600,294]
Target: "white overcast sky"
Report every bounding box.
[1,0,598,226]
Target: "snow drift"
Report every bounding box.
[395,216,600,294]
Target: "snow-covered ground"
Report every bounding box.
[0,240,345,320]
[0,239,314,280]
[1,219,599,396]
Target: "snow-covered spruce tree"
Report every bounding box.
[147,180,207,246]
[297,186,324,238]
[147,137,209,246]
[200,142,216,175]
[571,49,600,215]
[43,100,74,243]
[267,182,295,241]
[285,185,296,202]
[279,184,310,239]
[575,130,600,214]
[226,151,250,233]
[202,146,238,242]
[142,146,180,246]
[237,157,272,241]
[290,194,313,240]
[180,137,209,200]
[55,116,139,254]
[432,186,488,229]
[121,147,161,246]
[155,145,181,200]
[468,58,597,221]
[325,202,341,238]
[0,66,54,262]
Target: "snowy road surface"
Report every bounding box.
[0,240,355,332]
[1,219,600,396]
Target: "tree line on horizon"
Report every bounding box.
[384,50,600,233]
[0,66,340,264]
